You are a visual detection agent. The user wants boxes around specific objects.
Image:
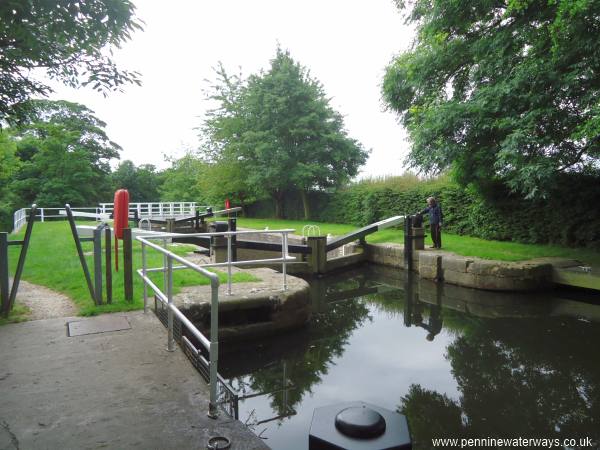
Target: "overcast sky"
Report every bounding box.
[47,0,414,178]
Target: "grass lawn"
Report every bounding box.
[236,217,600,267]
[5,221,258,322]
[0,304,30,326]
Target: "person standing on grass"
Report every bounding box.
[420,197,443,249]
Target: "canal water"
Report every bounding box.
[219,265,600,450]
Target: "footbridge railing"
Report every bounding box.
[99,202,200,218]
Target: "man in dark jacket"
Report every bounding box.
[420,197,443,249]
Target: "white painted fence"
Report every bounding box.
[12,202,202,233]
[98,202,199,218]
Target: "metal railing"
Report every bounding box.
[13,206,102,233]
[137,235,221,418]
[141,229,296,295]
[136,228,295,418]
[99,202,201,218]
[302,224,321,237]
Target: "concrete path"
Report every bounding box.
[0,312,268,450]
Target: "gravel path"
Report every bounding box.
[13,280,78,320]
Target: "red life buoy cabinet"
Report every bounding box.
[113,189,130,271]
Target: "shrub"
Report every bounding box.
[245,174,600,250]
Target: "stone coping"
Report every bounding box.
[173,268,311,341]
[366,242,581,292]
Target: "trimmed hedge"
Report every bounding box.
[245,174,600,250]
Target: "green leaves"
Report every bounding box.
[159,152,211,205]
[111,160,160,202]
[0,0,143,124]
[2,99,120,208]
[201,48,368,218]
[383,0,600,198]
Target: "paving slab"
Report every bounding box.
[67,315,131,337]
[0,311,268,450]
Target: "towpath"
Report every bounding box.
[0,311,268,450]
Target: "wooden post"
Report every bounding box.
[105,227,112,304]
[123,228,133,302]
[166,218,175,233]
[0,233,9,317]
[307,236,327,275]
[93,227,103,305]
[411,226,425,251]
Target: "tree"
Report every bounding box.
[159,153,208,203]
[202,50,369,218]
[0,0,142,124]
[382,0,600,198]
[112,160,160,202]
[0,133,21,230]
[7,99,120,205]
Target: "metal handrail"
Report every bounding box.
[137,235,220,418]
[142,229,295,294]
[141,229,296,238]
[302,224,321,237]
[138,218,152,231]
[136,227,295,418]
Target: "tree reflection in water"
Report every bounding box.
[220,266,600,448]
[400,317,600,448]
[220,293,371,421]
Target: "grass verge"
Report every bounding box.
[7,221,258,318]
[236,218,600,266]
[0,304,31,326]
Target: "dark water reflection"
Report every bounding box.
[219,265,600,450]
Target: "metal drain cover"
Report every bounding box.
[67,316,131,337]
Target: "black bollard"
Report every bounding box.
[309,401,412,449]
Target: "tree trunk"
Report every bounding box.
[273,192,284,218]
[300,189,310,220]
[238,195,246,216]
